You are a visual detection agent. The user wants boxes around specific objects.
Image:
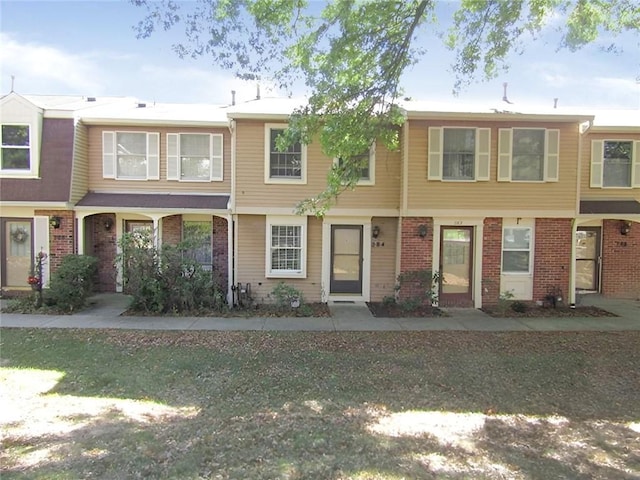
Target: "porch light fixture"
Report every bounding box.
[620,221,632,236]
[372,225,380,239]
[104,218,114,231]
[418,224,428,238]
[49,216,61,229]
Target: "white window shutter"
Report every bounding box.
[427,127,442,180]
[476,128,491,181]
[147,133,160,180]
[102,131,116,178]
[633,141,640,188]
[210,134,223,181]
[497,129,512,182]
[590,140,603,188]
[545,129,560,182]
[167,133,179,181]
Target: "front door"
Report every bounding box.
[2,219,33,288]
[330,225,363,294]
[576,227,601,291]
[440,226,473,305]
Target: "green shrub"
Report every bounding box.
[117,232,227,314]
[271,282,304,310]
[47,255,98,313]
[510,301,528,313]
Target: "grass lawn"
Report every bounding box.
[1,329,639,479]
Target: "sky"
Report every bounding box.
[1,0,639,110]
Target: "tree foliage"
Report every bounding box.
[132,0,638,214]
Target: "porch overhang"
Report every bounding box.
[75,192,230,214]
[579,200,640,215]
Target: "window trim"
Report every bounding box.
[590,139,640,189]
[103,130,160,181]
[1,123,34,176]
[167,132,224,182]
[501,226,533,275]
[333,142,376,186]
[265,215,307,278]
[264,123,307,185]
[427,126,490,182]
[498,128,560,183]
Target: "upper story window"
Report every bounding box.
[167,133,223,182]
[335,144,376,185]
[1,125,30,172]
[428,127,490,181]
[498,128,559,182]
[590,140,639,188]
[264,124,307,184]
[103,131,159,180]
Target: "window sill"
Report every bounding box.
[265,178,307,185]
[267,272,306,279]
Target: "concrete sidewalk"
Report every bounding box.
[0,293,638,332]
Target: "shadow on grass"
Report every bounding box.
[1,329,639,479]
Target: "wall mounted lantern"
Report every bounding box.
[620,221,632,236]
[104,218,114,231]
[418,224,428,238]
[49,216,61,229]
[372,225,380,239]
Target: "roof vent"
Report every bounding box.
[86,97,96,102]
[137,102,146,108]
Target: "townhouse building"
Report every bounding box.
[2,91,638,307]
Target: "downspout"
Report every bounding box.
[395,117,410,298]
[228,119,237,305]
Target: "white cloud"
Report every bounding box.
[0,33,104,94]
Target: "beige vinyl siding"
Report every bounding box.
[235,120,401,210]
[70,121,89,203]
[581,132,640,199]
[407,120,580,212]
[236,214,323,302]
[87,125,231,193]
[370,216,397,301]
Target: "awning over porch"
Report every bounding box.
[580,200,640,215]
[76,192,230,211]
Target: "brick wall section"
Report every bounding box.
[533,218,572,303]
[34,209,75,276]
[92,214,117,292]
[213,216,229,290]
[601,219,640,299]
[162,215,182,245]
[482,217,503,306]
[399,217,433,301]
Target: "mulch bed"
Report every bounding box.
[123,302,332,318]
[481,305,618,318]
[367,302,446,318]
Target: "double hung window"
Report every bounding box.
[502,227,532,273]
[335,144,375,185]
[428,127,490,181]
[590,140,639,188]
[103,131,159,180]
[264,124,306,183]
[498,128,559,182]
[266,216,307,278]
[1,125,30,172]
[167,133,223,181]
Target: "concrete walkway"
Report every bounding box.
[0,293,638,332]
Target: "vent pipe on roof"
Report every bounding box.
[553,98,558,109]
[10,75,15,92]
[231,90,236,106]
[502,82,513,104]
[137,102,146,108]
[256,83,261,100]
[86,97,96,102]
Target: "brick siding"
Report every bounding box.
[601,219,640,299]
[482,217,503,306]
[34,209,75,277]
[399,217,433,301]
[533,218,572,303]
[91,214,117,292]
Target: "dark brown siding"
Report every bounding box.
[0,118,74,202]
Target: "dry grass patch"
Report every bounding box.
[1,329,639,479]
